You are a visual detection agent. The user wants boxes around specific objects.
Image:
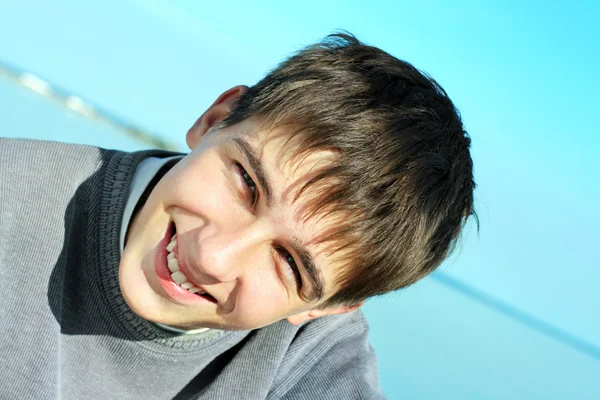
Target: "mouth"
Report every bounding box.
[164,222,217,304]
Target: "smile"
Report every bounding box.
[155,223,217,304]
[166,235,212,297]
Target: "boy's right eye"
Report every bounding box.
[235,162,258,206]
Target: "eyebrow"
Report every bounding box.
[289,237,325,302]
[231,137,325,302]
[232,137,273,207]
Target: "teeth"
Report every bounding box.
[171,271,187,285]
[166,235,209,297]
[166,236,176,252]
[167,258,179,273]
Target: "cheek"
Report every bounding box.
[233,277,290,319]
[167,158,231,212]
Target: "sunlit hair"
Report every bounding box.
[218,32,478,308]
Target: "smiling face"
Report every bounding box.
[119,86,362,331]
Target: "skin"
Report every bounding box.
[119,85,363,331]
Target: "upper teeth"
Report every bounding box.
[167,235,205,295]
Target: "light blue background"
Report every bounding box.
[1,1,598,398]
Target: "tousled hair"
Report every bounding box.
[219,32,478,308]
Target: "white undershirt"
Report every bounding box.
[119,155,211,335]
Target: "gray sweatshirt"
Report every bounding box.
[0,138,384,400]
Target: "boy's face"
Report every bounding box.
[119,86,361,331]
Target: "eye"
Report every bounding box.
[235,162,258,206]
[277,247,303,290]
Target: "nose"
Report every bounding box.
[193,222,270,283]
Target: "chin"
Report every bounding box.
[118,258,156,321]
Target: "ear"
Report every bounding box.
[186,85,249,150]
[286,301,364,326]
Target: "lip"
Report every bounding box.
[155,222,217,306]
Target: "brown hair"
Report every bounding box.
[219,32,478,308]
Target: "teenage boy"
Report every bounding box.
[0,33,476,399]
